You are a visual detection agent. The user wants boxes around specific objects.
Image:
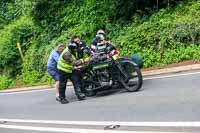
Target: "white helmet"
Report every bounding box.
[97,29,105,35]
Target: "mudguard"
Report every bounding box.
[119,54,143,69]
[117,57,138,67]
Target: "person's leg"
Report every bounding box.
[71,70,85,100]
[55,81,59,97]
[47,68,60,98]
[54,71,60,98]
[58,70,69,104]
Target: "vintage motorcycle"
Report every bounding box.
[77,46,143,99]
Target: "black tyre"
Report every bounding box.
[80,71,97,97]
[118,60,143,92]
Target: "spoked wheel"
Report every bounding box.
[80,71,97,97]
[118,60,143,92]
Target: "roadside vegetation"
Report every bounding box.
[0,0,199,90]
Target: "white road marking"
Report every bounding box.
[143,71,200,80]
[0,124,191,133]
[0,88,53,95]
[0,119,200,127]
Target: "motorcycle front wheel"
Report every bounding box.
[80,71,97,97]
[118,60,143,92]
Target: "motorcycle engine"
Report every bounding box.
[96,69,112,87]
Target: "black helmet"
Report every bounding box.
[96,34,105,44]
[96,29,106,43]
[68,42,78,50]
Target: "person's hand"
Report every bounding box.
[89,56,95,62]
[74,66,83,69]
[84,57,90,63]
[74,65,83,71]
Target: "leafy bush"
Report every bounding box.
[0,0,200,88]
[0,0,33,29]
[113,1,200,67]
[21,69,41,85]
[0,75,14,90]
[0,16,35,76]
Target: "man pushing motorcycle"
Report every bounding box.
[57,35,90,104]
[57,31,142,104]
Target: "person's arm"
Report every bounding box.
[52,51,60,62]
[106,43,119,59]
[90,38,98,53]
[80,40,86,48]
[79,41,90,58]
[63,52,83,66]
[91,38,98,46]
[107,43,116,51]
[90,44,97,54]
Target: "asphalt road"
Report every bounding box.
[0,71,200,132]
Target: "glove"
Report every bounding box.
[84,57,90,63]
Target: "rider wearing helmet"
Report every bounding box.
[90,29,119,61]
[91,29,106,48]
[57,35,89,104]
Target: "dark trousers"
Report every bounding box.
[58,70,81,99]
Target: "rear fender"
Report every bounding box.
[118,57,139,67]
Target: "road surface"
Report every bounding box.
[0,71,200,132]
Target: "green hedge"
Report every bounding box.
[113,1,200,67]
[0,16,35,76]
[0,75,14,90]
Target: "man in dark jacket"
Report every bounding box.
[57,35,90,104]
